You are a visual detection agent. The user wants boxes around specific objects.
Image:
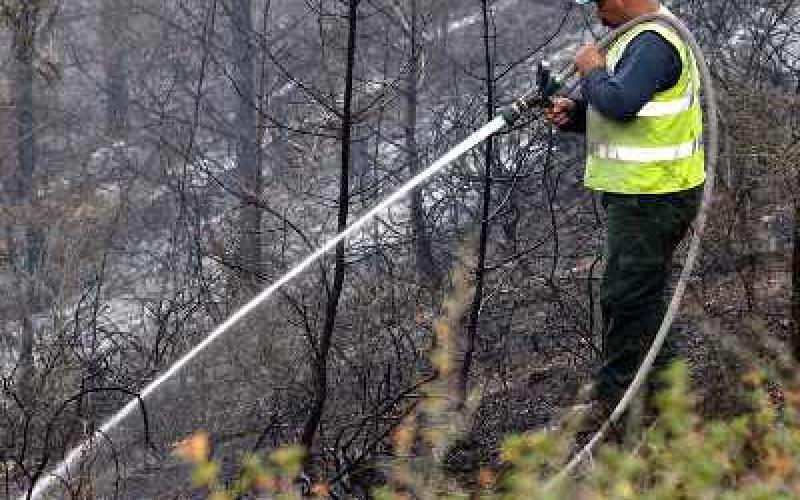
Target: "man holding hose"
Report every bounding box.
[545,0,704,425]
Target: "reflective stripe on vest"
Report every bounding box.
[637,89,693,117]
[584,8,705,194]
[589,138,702,163]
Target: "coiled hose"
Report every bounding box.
[524,11,718,484]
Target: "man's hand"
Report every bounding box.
[575,44,606,76]
[545,97,576,128]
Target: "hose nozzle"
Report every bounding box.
[500,60,563,126]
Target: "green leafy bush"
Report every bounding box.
[178,360,800,499]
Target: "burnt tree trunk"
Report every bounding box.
[230,0,263,284]
[11,1,43,402]
[301,0,359,453]
[792,136,800,360]
[458,0,496,408]
[405,0,441,291]
[102,0,129,139]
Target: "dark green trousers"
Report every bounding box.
[593,185,702,409]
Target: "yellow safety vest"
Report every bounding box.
[584,21,705,194]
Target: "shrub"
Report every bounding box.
[178,359,800,499]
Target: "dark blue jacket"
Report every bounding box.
[563,31,682,133]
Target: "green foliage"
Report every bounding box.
[179,361,800,499]
[174,434,318,498]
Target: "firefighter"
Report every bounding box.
[546,0,704,420]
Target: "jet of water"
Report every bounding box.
[22,116,508,500]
